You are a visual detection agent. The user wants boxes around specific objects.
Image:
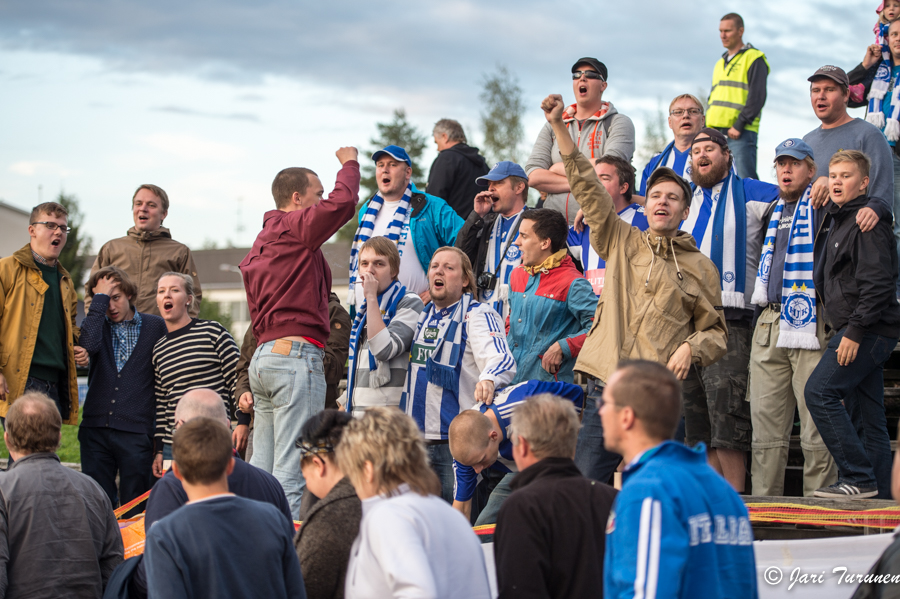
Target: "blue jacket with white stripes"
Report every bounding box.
[604,441,757,599]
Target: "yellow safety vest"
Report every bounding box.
[707,47,770,133]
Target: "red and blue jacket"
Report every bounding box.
[507,255,597,383]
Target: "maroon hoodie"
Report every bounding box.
[240,161,360,346]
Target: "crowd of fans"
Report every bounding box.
[6,8,900,599]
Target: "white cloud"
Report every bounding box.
[9,160,79,177]
[140,133,245,162]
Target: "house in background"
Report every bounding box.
[0,200,31,258]
[191,241,351,341]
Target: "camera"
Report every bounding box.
[477,272,498,291]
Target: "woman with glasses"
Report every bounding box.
[293,409,361,599]
[336,407,491,599]
[151,271,239,477]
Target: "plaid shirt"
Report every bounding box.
[108,311,142,372]
[31,250,56,267]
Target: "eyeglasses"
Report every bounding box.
[572,70,604,81]
[670,108,703,117]
[31,222,71,233]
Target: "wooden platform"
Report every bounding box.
[744,495,899,540]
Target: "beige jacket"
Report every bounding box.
[0,245,80,423]
[564,149,728,384]
[85,227,202,317]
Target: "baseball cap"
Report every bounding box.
[571,57,608,82]
[371,145,411,166]
[691,127,729,149]
[774,138,815,161]
[807,65,849,87]
[476,161,528,186]
[646,167,692,204]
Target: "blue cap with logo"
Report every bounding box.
[371,145,412,166]
[774,138,815,161]
[476,161,529,186]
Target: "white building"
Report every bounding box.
[0,201,31,258]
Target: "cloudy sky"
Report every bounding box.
[0,0,878,250]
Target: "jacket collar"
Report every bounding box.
[509,457,582,491]
[826,194,869,218]
[126,226,173,242]
[7,451,61,471]
[621,440,707,484]
[641,229,701,257]
[523,249,569,275]
[304,477,358,523]
[12,245,72,279]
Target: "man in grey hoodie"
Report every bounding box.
[525,57,635,226]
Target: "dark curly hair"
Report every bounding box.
[298,409,354,464]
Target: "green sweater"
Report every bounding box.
[28,262,67,382]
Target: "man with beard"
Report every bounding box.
[638,94,707,196]
[681,127,779,492]
[747,139,838,497]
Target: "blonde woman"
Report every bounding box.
[336,407,491,599]
[151,272,239,477]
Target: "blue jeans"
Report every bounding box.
[473,472,515,526]
[79,427,153,515]
[249,340,326,519]
[427,443,454,503]
[716,127,758,180]
[574,379,622,484]
[804,330,896,497]
[891,153,900,296]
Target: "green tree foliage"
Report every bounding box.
[55,191,92,292]
[480,65,525,165]
[337,108,427,242]
[198,300,234,334]
[636,100,669,168]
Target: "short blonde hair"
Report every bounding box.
[829,150,871,180]
[509,394,581,459]
[668,94,705,115]
[335,407,440,497]
[359,236,401,280]
[429,247,477,295]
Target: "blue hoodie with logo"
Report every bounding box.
[604,441,758,599]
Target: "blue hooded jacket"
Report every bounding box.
[604,441,758,599]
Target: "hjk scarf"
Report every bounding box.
[866,22,900,140]
[346,280,407,412]
[408,293,472,394]
[347,185,412,305]
[681,173,747,308]
[751,186,819,349]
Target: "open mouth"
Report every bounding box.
[578,84,588,94]
[381,176,391,186]
[654,209,670,217]
[696,158,712,168]
[163,300,174,311]
[816,102,828,111]
[781,177,793,186]
[432,278,445,291]
[680,122,694,129]
[50,239,61,247]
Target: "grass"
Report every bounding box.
[0,411,82,463]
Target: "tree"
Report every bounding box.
[636,100,669,168]
[480,65,525,165]
[337,108,428,241]
[198,300,234,334]
[55,191,92,292]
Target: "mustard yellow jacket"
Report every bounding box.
[0,245,80,424]
[563,150,728,384]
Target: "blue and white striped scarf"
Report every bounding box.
[347,185,412,306]
[751,186,819,349]
[404,293,471,397]
[682,172,747,308]
[346,280,407,413]
[866,55,900,142]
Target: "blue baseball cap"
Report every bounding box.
[476,161,529,186]
[774,138,814,161]
[371,145,411,166]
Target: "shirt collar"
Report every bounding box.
[108,310,141,327]
[31,250,56,267]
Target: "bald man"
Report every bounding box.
[130,390,293,599]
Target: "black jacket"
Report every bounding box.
[455,208,529,282]
[813,194,900,342]
[427,143,489,219]
[851,528,900,599]
[494,457,617,599]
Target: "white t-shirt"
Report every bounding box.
[355,199,428,307]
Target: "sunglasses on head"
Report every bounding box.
[572,70,604,81]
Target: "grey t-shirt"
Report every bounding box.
[802,118,894,208]
[767,200,797,304]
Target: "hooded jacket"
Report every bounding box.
[605,441,757,599]
[0,245,80,423]
[427,143,490,219]
[562,149,727,384]
[525,101,635,226]
[86,226,202,318]
[813,193,900,342]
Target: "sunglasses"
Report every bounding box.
[572,70,604,81]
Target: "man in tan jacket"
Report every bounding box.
[539,94,728,485]
[86,184,201,317]
[0,202,81,424]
